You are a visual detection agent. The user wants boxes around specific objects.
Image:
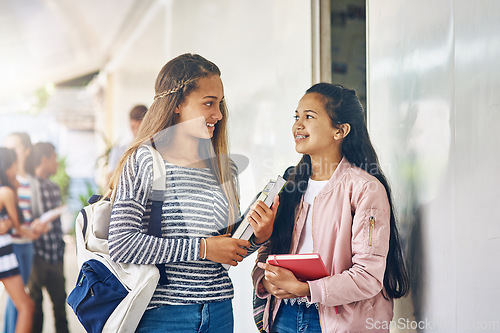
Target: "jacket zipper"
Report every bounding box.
[369,216,375,246]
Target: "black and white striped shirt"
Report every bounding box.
[109,146,256,307]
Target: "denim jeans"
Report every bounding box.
[3,242,34,333]
[271,301,322,333]
[136,299,234,333]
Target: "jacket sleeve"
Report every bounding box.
[308,180,390,306]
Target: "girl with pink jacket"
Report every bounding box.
[252,83,409,332]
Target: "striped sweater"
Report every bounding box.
[109,146,257,308]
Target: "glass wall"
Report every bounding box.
[367,1,500,331]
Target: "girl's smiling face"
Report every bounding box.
[175,74,224,140]
[292,92,339,158]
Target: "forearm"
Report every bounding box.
[245,236,263,256]
[109,200,201,264]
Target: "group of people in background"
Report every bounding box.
[0,133,67,333]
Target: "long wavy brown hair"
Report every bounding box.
[108,53,239,232]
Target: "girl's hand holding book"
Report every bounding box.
[258,262,311,298]
[248,195,279,244]
[259,271,299,299]
[203,234,251,266]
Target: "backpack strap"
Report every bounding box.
[143,144,169,285]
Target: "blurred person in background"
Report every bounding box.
[25,142,69,333]
[3,133,49,333]
[107,104,148,179]
[0,147,36,333]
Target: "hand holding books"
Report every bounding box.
[38,205,65,224]
[30,206,65,237]
[257,254,329,298]
[259,253,337,312]
[222,176,286,270]
[266,253,329,281]
[201,234,251,267]
[257,261,312,298]
[231,176,286,242]
[247,195,280,245]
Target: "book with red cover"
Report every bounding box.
[267,253,329,281]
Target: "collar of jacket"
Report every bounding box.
[313,156,352,197]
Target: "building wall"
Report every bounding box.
[367,1,500,331]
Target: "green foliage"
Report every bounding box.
[78,180,97,208]
[50,156,71,204]
[96,130,116,171]
[34,86,50,111]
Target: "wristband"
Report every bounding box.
[201,238,207,260]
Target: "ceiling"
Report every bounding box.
[0,0,156,100]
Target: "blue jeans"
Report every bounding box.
[271,301,322,333]
[136,299,234,333]
[3,243,33,333]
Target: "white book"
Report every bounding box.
[223,176,286,270]
[39,206,65,224]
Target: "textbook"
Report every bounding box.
[267,253,329,281]
[231,175,286,241]
[223,176,286,270]
[39,206,65,224]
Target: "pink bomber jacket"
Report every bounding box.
[252,158,394,332]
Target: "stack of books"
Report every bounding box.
[223,176,286,270]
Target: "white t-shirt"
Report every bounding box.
[297,178,328,254]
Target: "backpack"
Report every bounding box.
[67,145,166,333]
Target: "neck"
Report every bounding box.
[17,161,27,178]
[35,168,48,180]
[309,150,343,181]
[162,133,202,166]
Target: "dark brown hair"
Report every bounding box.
[25,142,55,176]
[129,105,148,121]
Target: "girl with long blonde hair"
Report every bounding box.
[108,53,277,332]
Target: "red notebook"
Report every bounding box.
[267,253,329,281]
